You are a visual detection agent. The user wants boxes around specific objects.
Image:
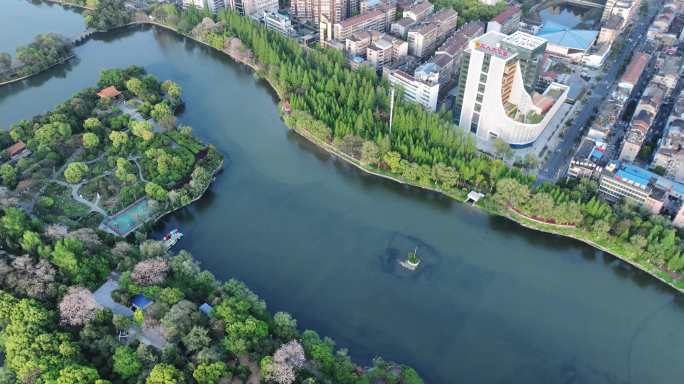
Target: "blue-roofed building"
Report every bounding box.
[536,21,598,61]
[131,294,153,311]
[599,161,684,227]
[199,303,213,316]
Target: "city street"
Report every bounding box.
[536,5,661,184]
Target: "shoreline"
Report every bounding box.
[21,20,684,294]
[0,54,76,87]
[136,21,684,294]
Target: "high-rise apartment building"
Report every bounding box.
[183,0,225,13]
[454,31,568,147]
[227,0,277,16]
[321,4,394,41]
[292,0,348,23]
[406,8,457,58]
[402,1,433,21]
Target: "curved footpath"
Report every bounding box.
[24,10,684,295]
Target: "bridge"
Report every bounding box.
[563,0,605,8]
[70,28,96,45]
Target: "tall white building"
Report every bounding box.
[227,0,278,17]
[454,31,568,147]
[183,0,226,12]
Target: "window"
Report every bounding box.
[480,74,487,83]
[474,103,481,112]
[476,94,483,103]
[478,84,485,93]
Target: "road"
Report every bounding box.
[536,6,661,184]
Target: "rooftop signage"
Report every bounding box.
[474,40,509,58]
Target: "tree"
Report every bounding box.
[64,162,89,184]
[83,117,102,131]
[59,286,101,327]
[131,257,169,286]
[82,132,100,149]
[131,120,155,141]
[146,363,184,384]
[151,103,175,129]
[360,141,379,165]
[273,311,298,341]
[109,130,129,150]
[113,346,142,379]
[193,362,228,384]
[133,308,144,327]
[383,151,402,174]
[263,340,306,384]
[493,138,512,160]
[162,80,182,101]
[55,364,101,384]
[182,326,211,353]
[19,231,42,255]
[145,182,168,202]
[0,164,18,189]
[85,0,132,30]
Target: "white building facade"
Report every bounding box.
[455,31,568,147]
[388,68,440,111]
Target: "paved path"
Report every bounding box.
[52,172,111,217]
[93,279,133,317]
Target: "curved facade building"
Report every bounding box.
[454,31,568,147]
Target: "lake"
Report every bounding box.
[2,1,684,382]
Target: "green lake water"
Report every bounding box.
[2,1,684,382]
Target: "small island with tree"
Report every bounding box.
[400,247,421,271]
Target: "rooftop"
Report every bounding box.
[492,4,521,24]
[5,141,27,157]
[536,21,598,51]
[337,9,384,28]
[97,86,122,99]
[619,52,650,86]
[502,31,547,51]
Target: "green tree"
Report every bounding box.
[131,120,155,141]
[133,308,144,327]
[82,132,100,149]
[146,363,184,384]
[64,162,89,184]
[20,231,42,255]
[0,163,18,189]
[493,138,512,160]
[145,182,168,202]
[113,346,142,379]
[193,362,228,384]
[83,117,102,131]
[109,130,129,150]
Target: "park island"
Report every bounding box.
[0,67,422,383]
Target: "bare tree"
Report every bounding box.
[265,341,306,384]
[59,286,102,327]
[131,257,169,286]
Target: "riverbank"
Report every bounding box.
[131,19,684,294]
[0,54,76,87]
[41,0,94,10]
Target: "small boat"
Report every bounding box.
[162,229,183,250]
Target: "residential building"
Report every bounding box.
[227,0,277,17]
[402,1,433,21]
[388,66,440,111]
[617,52,650,94]
[652,55,684,92]
[366,35,408,69]
[183,0,225,12]
[487,4,521,34]
[325,4,395,41]
[424,21,485,85]
[263,11,297,36]
[599,161,684,228]
[292,0,346,23]
[391,17,415,38]
[567,137,608,180]
[345,31,381,56]
[454,31,569,147]
[653,118,684,182]
[619,83,666,162]
[587,95,624,141]
[406,8,458,58]
[478,0,497,5]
